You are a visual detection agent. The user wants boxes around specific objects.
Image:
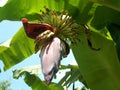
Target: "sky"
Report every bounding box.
[0,0,7,7]
[0,0,84,90]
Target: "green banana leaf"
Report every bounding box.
[13,65,64,90]
[0,27,34,70]
[71,30,120,90]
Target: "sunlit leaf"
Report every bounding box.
[13,65,42,79]
[0,0,95,24]
[13,70,64,90]
[0,27,34,70]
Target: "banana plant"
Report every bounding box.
[0,0,120,90]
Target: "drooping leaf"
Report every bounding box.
[0,27,34,70]
[13,67,64,90]
[24,72,51,90]
[71,29,120,90]
[13,65,42,79]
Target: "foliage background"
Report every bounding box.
[0,0,120,90]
